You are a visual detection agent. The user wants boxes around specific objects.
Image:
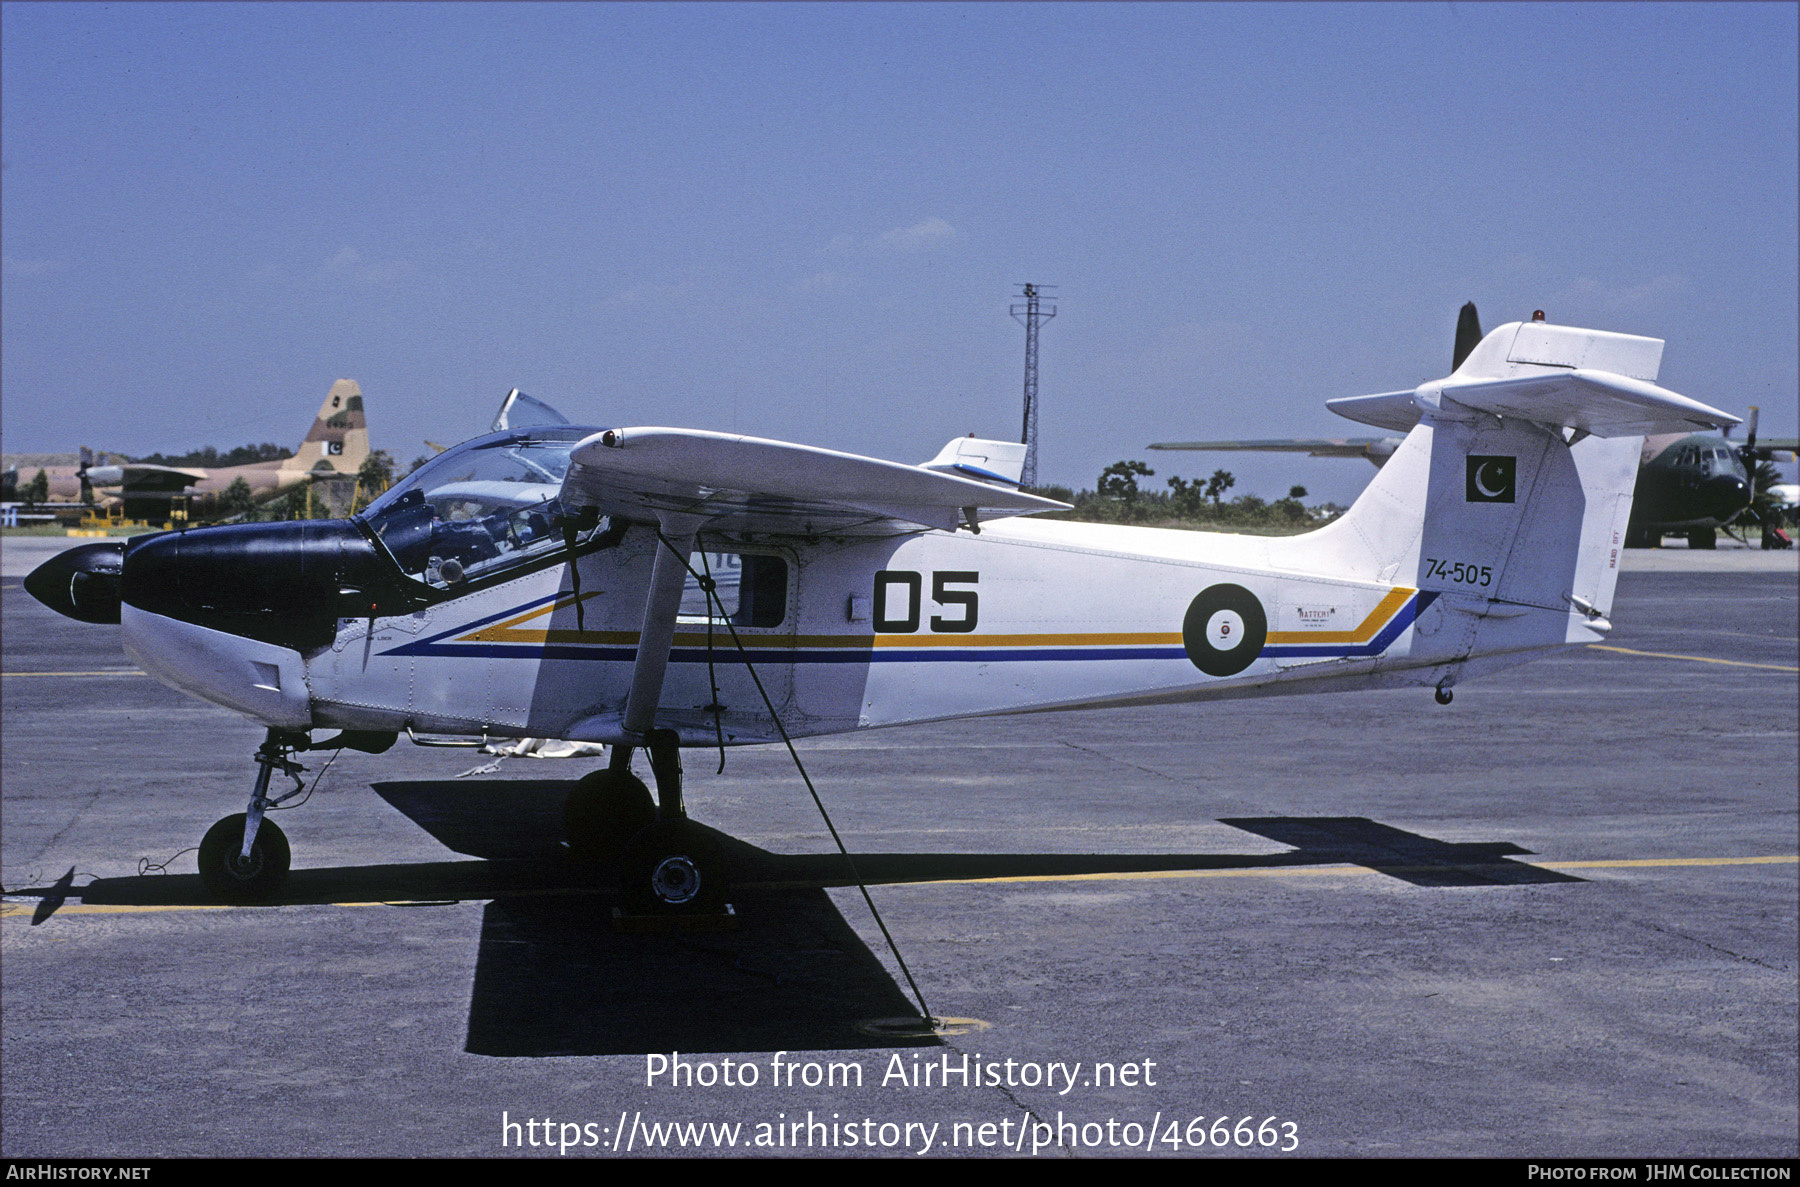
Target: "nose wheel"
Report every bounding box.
[197,728,311,903]
[198,813,291,901]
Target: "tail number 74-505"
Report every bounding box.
[1424,558,1493,587]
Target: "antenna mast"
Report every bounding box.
[1011,283,1058,488]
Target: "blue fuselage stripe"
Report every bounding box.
[377,591,1441,665]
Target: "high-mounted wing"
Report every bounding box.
[557,427,1067,535]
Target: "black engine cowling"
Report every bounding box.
[118,520,409,651]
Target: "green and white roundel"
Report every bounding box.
[1181,583,1268,677]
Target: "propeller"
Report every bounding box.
[1725,406,1796,548]
[1452,302,1482,372]
[77,446,95,505]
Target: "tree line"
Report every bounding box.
[1032,461,1342,533]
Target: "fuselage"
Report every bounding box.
[113,513,1583,746]
[38,414,1630,749]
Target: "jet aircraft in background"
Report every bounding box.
[1150,305,1796,548]
[4,380,371,523]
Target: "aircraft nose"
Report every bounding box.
[23,541,127,624]
[1704,474,1751,520]
[120,519,394,651]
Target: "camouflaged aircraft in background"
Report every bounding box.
[4,379,370,523]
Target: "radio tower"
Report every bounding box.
[1011,282,1057,488]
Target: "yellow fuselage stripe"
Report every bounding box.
[1265,586,1414,645]
[463,586,1421,650]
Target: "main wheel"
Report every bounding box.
[198,814,290,902]
[563,769,657,862]
[618,820,728,915]
[1687,527,1717,550]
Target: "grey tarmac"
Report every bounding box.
[1,537,1794,1159]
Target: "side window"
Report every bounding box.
[679,552,788,629]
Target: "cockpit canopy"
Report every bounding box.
[358,427,597,588]
[1669,440,1747,479]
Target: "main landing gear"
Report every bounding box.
[198,729,307,901]
[566,728,729,916]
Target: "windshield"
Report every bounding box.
[358,427,599,588]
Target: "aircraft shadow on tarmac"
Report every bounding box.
[23,780,1582,1058]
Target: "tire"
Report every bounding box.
[1687,527,1717,550]
[563,769,657,862]
[198,814,290,902]
[617,820,728,915]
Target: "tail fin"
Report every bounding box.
[1294,320,1736,649]
[283,379,369,474]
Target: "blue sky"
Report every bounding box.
[4,2,1795,501]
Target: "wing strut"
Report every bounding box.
[622,524,697,737]
[652,529,939,1032]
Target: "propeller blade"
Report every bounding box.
[1453,302,1482,372]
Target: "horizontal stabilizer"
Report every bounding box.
[1425,369,1737,437]
[1329,320,1737,438]
[1324,390,1422,433]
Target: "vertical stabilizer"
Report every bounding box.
[283,380,369,474]
[1279,320,1733,674]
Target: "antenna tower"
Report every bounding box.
[1011,283,1057,488]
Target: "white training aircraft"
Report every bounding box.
[24,318,1739,911]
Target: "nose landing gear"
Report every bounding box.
[198,813,290,901]
[197,729,308,902]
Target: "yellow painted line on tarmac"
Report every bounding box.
[911,853,1799,887]
[2,903,233,917]
[1,669,149,677]
[1585,644,1799,673]
[4,856,1791,918]
[1538,855,1798,870]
